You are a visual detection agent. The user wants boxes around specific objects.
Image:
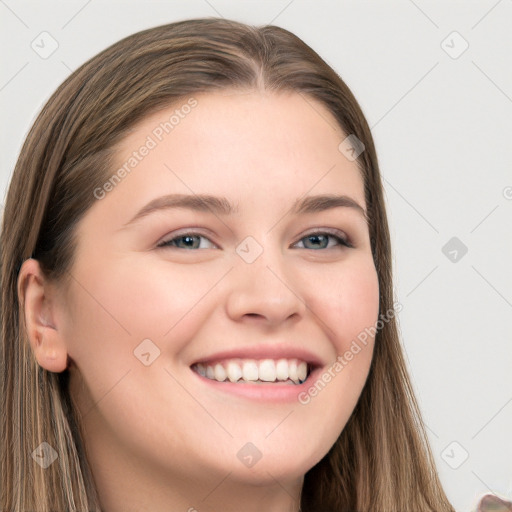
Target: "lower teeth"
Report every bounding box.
[239,379,301,385]
[204,376,307,385]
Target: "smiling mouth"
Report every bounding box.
[191,358,311,385]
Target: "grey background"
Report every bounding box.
[1,1,511,511]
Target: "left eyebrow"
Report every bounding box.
[122,192,367,228]
[291,194,367,222]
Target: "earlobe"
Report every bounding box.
[17,259,69,373]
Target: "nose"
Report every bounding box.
[224,247,307,327]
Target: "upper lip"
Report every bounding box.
[190,345,325,368]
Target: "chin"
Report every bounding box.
[225,442,329,487]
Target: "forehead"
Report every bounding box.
[112,89,365,198]
[80,89,367,238]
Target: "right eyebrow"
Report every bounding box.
[123,194,238,227]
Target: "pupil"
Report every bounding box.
[182,236,196,248]
[308,235,327,249]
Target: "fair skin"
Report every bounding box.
[19,90,379,512]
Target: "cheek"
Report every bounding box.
[63,255,224,383]
[294,257,379,434]
[63,257,220,445]
[304,255,380,351]
[68,255,214,338]
[296,256,379,410]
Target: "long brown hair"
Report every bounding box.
[0,17,455,511]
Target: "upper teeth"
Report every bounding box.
[193,358,309,384]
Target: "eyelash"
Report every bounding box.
[156,229,354,250]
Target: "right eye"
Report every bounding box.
[156,232,218,250]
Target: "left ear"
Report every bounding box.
[17,258,69,373]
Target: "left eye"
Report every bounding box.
[294,232,352,250]
[157,231,352,250]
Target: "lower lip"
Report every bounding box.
[191,366,323,402]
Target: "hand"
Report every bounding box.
[478,494,512,512]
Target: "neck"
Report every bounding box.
[82,415,303,512]
[93,452,304,512]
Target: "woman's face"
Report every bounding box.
[57,90,379,498]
